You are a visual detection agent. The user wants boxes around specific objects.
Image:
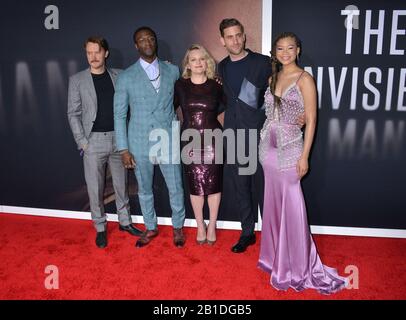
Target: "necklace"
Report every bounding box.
[149,72,160,82]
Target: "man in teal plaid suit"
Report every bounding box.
[114,26,186,248]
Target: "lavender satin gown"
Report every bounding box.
[258,78,348,294]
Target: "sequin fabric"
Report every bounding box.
[174,78,226,195]
[259,83,304,170]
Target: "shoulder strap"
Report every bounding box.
[295,70,305,84]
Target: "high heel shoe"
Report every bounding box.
[196,222,207,245]
[196,238,207,245]
[206,223,216,246]
[207,239,216,246]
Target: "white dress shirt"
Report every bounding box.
[139,57,160,92]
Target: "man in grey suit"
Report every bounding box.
[114,27,186,248]
[67,36,142,248]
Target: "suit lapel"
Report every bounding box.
[157,60,168,99]
[84,69,97,113]
[107,68,117,88]
[151,60,171,113]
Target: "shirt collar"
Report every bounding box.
[139,57,159,71]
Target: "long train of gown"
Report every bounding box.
[258,84,348,294]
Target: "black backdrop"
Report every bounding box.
[1,0,405,230]
[272,0,406,229]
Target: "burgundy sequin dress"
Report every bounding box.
[174,78,226,195]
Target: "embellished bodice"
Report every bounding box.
[259,83,305,170]
[263,83,304,124]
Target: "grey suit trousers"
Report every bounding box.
[83,131,131,232]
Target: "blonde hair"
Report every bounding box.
[181,44,216,79]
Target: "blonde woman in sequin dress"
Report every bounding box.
[174,44,226,245]
[258,32,348,294]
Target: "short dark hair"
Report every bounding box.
[83,36,109,51]
[219,18,244,37]
[133,26,157,44]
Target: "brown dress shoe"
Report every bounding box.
[173,228,185,248]
[135,229,158,248]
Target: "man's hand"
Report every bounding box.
[297,113,306,128]
[79,144,88,156]
[121,150,136,169]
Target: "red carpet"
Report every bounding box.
[0,213,405,300]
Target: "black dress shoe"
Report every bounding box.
[119,224,143,236]
[173,228,185,248]
[231,234,256,253]
[96,231,107,248]
[135,229,159,248]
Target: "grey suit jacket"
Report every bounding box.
[67,67,121,149]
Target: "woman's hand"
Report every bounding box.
[297,157,309,179]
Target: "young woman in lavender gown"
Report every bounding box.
[258,32,348,294]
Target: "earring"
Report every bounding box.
[296,53,299,61]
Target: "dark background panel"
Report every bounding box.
[0,0,261,221]
[273,0,406,228]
